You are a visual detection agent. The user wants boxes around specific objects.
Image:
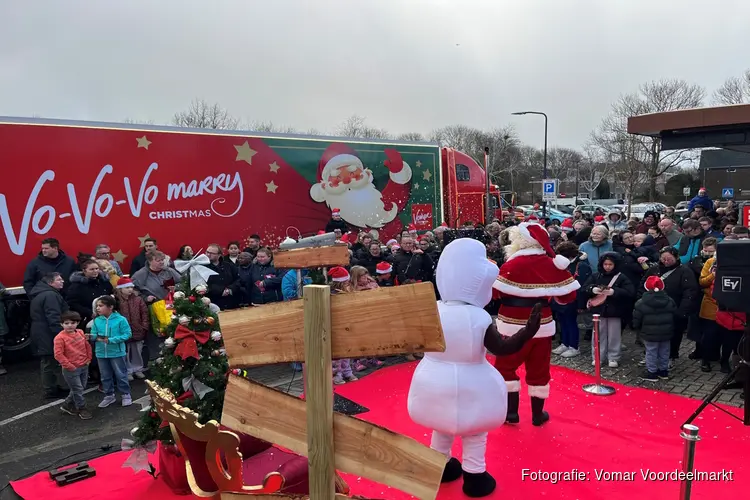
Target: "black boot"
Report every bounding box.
[462,471,496,498]
[700,360,711,372]
[506,392,520,424]
[531,397,550,426]
[441,457,462,483]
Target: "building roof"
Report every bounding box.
[627,104,750,152]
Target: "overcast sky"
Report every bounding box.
[1,0,748,150]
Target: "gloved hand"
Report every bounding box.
[592,287,602,295]
[602,288,615,296]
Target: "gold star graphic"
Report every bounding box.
[269,161,281,173]
[137,233,151,248]
[234,141,257,164]
[414,182,420,190]
[416,160,422,168]
[265,180,278,194]
[112,249,128,263]
[422,169,432,181]
[136,136,151,149]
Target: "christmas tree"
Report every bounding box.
[133,280,229,445]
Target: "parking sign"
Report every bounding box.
[542,179,557,201]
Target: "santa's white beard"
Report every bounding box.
[325,183,397,229]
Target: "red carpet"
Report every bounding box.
[11,362,747,499]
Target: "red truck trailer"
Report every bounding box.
[0,117,503,292]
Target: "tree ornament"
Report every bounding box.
[189,296,197,303]
[211,350,220,356]
[149,411,157,418]
[195,284,207,295]
[178,315,190,326]
[170,314,177,321]
[130,426,140,437]
[201,297,211,305]
[206,317,215,325]
[209,372,215,377]
[155,357,164,365]
[164,337,175,348]
[210,330,222,342]
[173,291,185,300]
[173,325,211,361]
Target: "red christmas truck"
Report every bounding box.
[0,117,504,293]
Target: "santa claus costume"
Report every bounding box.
[493,222,580,426]
[408,238,542,497]
[309,144,412,240]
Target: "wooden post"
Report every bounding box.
[303,285,335,499]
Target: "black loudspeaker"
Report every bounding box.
[713,239,750,313]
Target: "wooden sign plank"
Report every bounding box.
[221,282,445,367]
[222,375,445,500]
[303,286,335,498]
[273,245,350,269]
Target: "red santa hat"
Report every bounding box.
[644,275,665,292]
[518,222,570,270]
[440,222,448,227]
[375,261,392,274]
[116,277,134,289]
[328,266,350,282]
[408,223,417,232]
[317,230,326,235]
[526,213,539,222]
[331,208,341,217]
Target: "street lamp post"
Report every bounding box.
[512,111,548,216]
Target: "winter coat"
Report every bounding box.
[118,294,150,342]
[581,253,635,318]
[392,250,434,284]
[28,281,69,356]
[550,253,592,313]
[241,262,285,304]
[281,269,312,300]
[637,263,699,320]
[131,266,182,300]
[205,257,241,310]
[23,250,77,295]
[90,312,132,358]
[614,244,646,292]
[324,218,349,234]
[578,240,614,273]
[677,232,706,265]
[632,291,677,342]
[698,257,717,320]
[353,253,392,276]
[65,272,115,325]
[688,194,713,213]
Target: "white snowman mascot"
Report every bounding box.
[407,237,542,498]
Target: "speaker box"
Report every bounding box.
[713,239,750,313]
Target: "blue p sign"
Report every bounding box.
[543,182,554,193]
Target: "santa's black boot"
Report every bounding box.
[442,457,462,483]
[505,392,520,424]
[462,470,497,497]
[531,397,550,426]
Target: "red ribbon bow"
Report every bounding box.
[173,325,210,361]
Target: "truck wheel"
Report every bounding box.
[1,297,34,361]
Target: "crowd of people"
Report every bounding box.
[3,188,747,416]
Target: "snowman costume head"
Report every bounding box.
[408,237,508,438]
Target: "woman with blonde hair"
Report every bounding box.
[96,259,120,289]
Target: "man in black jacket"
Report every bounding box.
[29,272,69,399]
[23,238,76,295]
[392,237,434,285]
[205,244,241,310]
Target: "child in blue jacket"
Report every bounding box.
[91,295,132,408]
[282,269,312,372]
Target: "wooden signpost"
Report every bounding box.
[219,245,447,500]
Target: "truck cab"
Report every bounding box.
[441,148,506,226]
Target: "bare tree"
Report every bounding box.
[335,115,392,139]
[247,120,298,134]
[712,70,750,105]
[592,79,705,200]
[122,117,155,125]
[396,132,426,141]
[577,144,612,200]
[546,147,582,183]
[173,99,239,130]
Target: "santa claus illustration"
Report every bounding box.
[492,222,580,426]
[309,144,412,238]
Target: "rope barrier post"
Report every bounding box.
[582,314,616,396]
[679,424,700,500]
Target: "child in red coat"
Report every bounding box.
[114,278,150,380]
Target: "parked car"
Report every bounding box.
[575,204,611,216]
[675,201,689,218]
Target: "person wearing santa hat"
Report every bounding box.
[374,260,394,287]
[492,222,580,426]
[632,275,676,382]
[114,277,149,381]
[326,267,358,384]
[324,208,349,234]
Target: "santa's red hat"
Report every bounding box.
[526,213,539,222]
[408,223,417,232]
[376,261,392,274]
[518,222,569,270]
[328,266,350,282]
[644,275,665,292]
[309,144,363,203]
[116,277,134,289]
[331,208,341,217]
